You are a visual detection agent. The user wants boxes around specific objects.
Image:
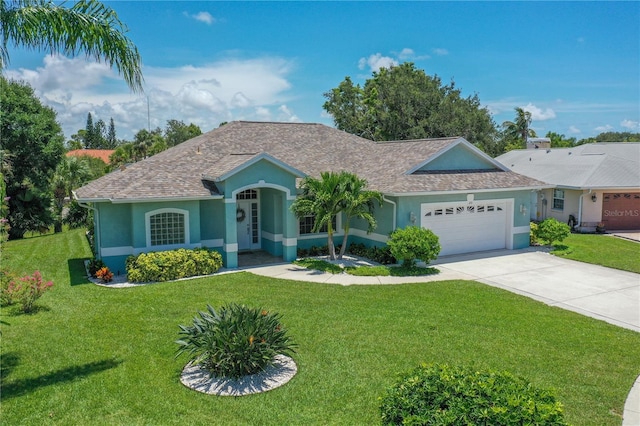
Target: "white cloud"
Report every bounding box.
[398,48,415,60]
[278,105,300,122]
[595,124,613,132]
[568,126,581,134]
[8,54,298,139]
[522,103,556,120]
[358,53,398,72]
[621,119,640,130]
[432,48,449,56]
[184,11,215,25]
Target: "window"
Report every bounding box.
[553,189,565,210]
[146,209,188,247]
[299,215,337,235]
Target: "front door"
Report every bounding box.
[236,190,260,251]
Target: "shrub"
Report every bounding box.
[95,266,114,283]
[176,304,297,380]
[380,363,568,425]
[126,248,223,283]
[530,221,540,245]
[1,271,54,313]
[535,218,571,245]
[87,258,106,278]
[63,200,90,229]
[0,269,17,306]
[387,226,440,267]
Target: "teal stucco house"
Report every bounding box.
[74,121,546,273]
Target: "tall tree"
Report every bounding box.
[290,172,347,260]
[51,156,91,232]
[502,107,537,148]
[106,118,117,148]
[165,119,202,147]
[84,112,97,148]
[0,0,144,93]
[0,77,65,239]
[290,171,382,260]
[337,173,383,258]
[323,62,496,147]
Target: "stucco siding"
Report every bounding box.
[225,159,298,198]
[199,199,225,247]
[97,203,132,248]
[420,144,497,171]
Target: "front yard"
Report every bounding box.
[1,229,639,425]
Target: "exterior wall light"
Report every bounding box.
[591,194,597,202]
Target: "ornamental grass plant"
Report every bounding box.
[176,303,297,379]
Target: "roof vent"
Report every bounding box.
[546,149,551,153]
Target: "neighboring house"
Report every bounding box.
[496,143,640,231]
[74,121,546,272]
[66,149,115,165]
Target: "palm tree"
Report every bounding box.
[291,171,346,260]
[291,171,383,260]
[337,174,382,258]
[0,0,143,93]
[502,107,537,145]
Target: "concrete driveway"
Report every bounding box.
[251,247,639,333]
[431,249,640,333]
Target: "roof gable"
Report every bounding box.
[202,152,306,182]
[407,138,507,174]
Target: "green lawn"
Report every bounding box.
[1,229,639,425]
[552,233,640,274]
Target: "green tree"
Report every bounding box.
[165,119,202,147]
[323,63,496,147]
[502,107,537,149]
[577,131,640,145]
[290,172,347,260]
[51,156,91,232]
[109,142,134,167]
[546,131,576,148]
[133,128,163,160]
[0,77,65,239]
[1,0,143,93]
[338,174,383,258]
[105,118,117,148]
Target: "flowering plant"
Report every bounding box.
[2,270,54,313]
[95,267,114,283]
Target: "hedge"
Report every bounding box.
[126,248,223,283]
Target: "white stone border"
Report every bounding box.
[180,355,297,396]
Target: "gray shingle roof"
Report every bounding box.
[496,143,640,189]
[75,121,546,201]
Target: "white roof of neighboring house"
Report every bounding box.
[496,143,640,189]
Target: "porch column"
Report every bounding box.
[223,199,238,268]
[281,197,298,262]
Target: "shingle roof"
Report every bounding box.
[496,143,640,189]
[75,121,546,201]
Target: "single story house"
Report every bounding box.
[75,121,547,272]
[496,143,640,231]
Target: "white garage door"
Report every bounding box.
[421,201,509,255]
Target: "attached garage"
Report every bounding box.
[421,200,511,255]
[602,193,640,230]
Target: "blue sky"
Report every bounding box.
[6,1,639,142]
